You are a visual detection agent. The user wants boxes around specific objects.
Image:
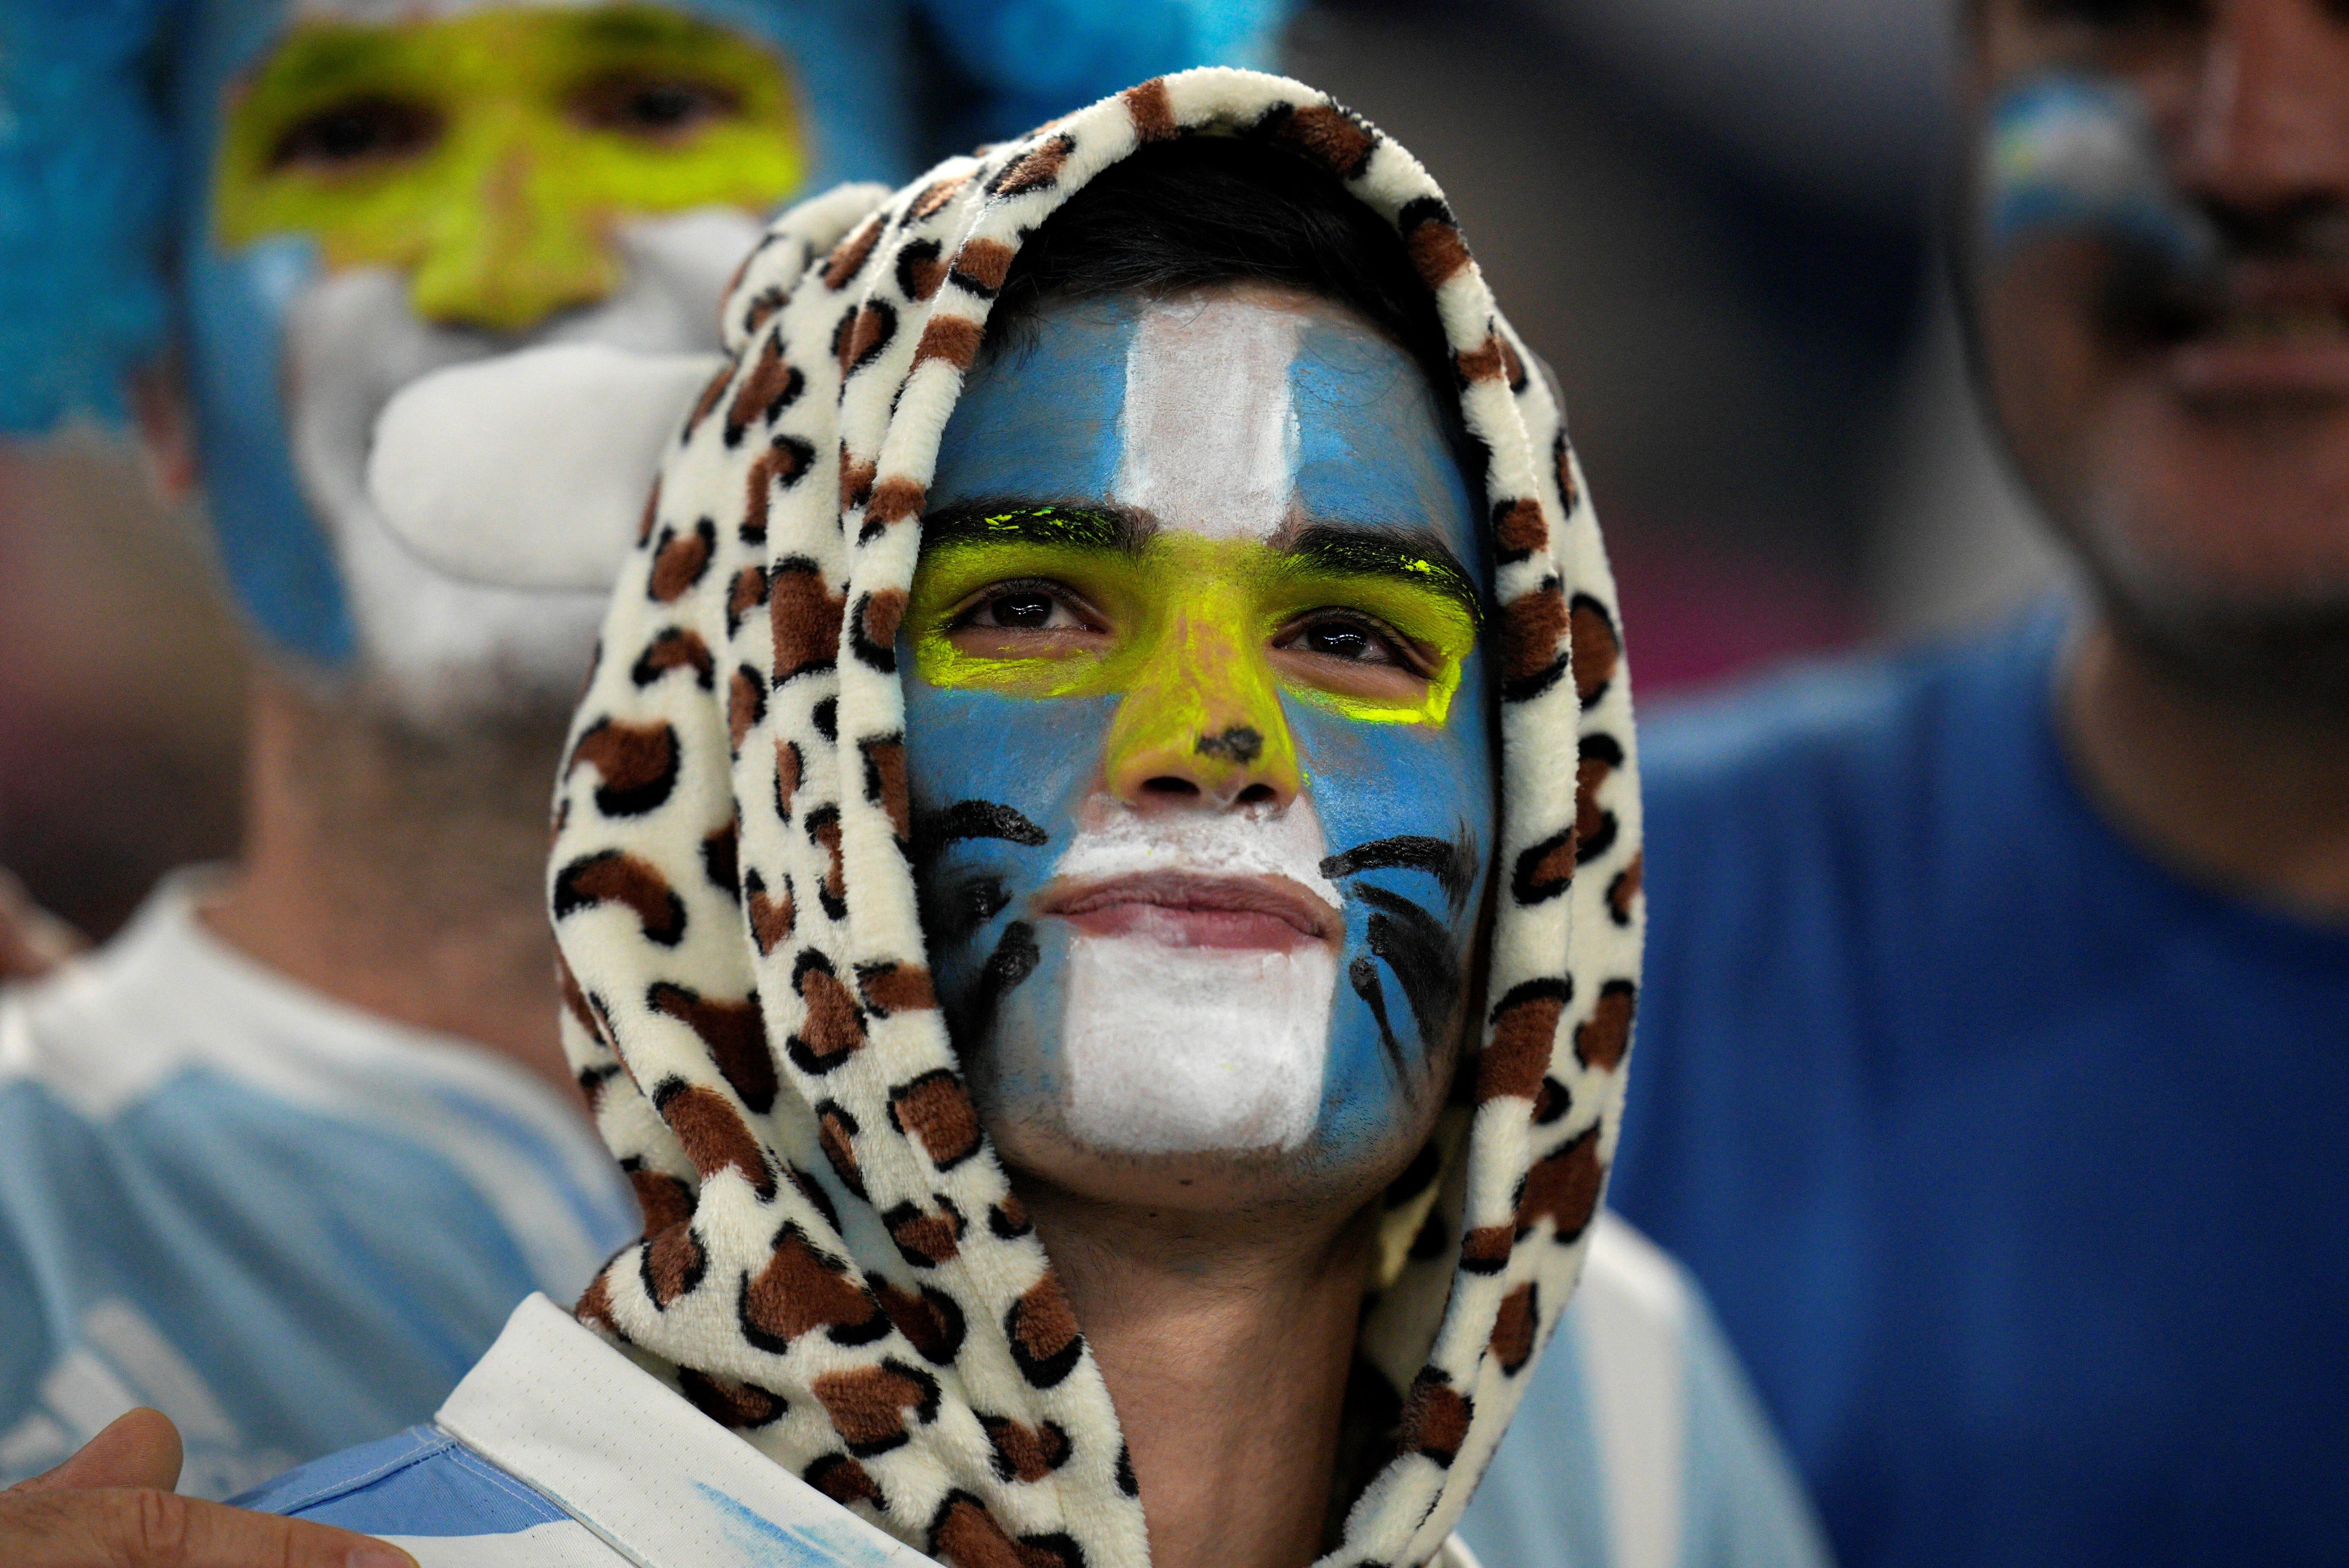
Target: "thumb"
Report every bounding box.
[14,1410,182,1494]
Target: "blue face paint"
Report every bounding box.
[901,289,1494,1182]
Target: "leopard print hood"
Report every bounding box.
[548,66,1643,1568]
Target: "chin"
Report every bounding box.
[277,210,764,731]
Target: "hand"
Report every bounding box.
[2,1408,416,1567]
[0,868,86,981]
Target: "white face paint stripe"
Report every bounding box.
[1112,293,1304,541]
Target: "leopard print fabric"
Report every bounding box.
[549,67,1643,1568]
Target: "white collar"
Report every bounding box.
[437,1294,935,1568]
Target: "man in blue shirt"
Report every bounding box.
[1607,2,2349,1565]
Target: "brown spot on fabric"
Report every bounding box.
[876,1279,967,1364]
[822,215,884,290]
[744,437,813,543]
[1005,1275,1083,1387]
[811,1360,938,1455]
[894,237,947,301]
[1534,1076,1572,1124]
[745,869,794,955]
[1501,334,1527,389]
[1461,1223,1514,1274]
[1517,1126,1604,1245]
[815,1100,866,1197]
[864,477,927,530]
[807,806,848,920]
[1397,1371,1472,1465]
[575,1269,618,1333]
[908,173,970,221]
[642,1219,706,1308]
[1570,592,1621,707]
[839,455,877,512]
[726,336,803,445]
[1492,496,1545,565]
[914,315,984,373]
[1510,826,1577,908]
[929,1493,1081,1568]
[1576,734,1624,865]
[1257,101,1378,179]
[740,1226,883,1352]
[988,1196,1033,1240]
[770,559,845,684]
[889,1070,982,1171]
[1123,78,1177,142]
[986,134,1075,198]
[1575,980,1636,1072]
[1500,579,1570,701]
[1398,196,1472,289]
[1555,431,1582,515]
[557,951,600,1038]
[728,668,766,754]
[1491,1282,1540,1375]
[739,287,785,339]
[656,1080,774,1199]
[947,238,1016,298]
[1457,334,1509,384]
[628,1167,696,1235]
[728,565,770,636]
[683,363,730,442]
[774,739,802,820]
[1608,850,1644,926]
[566,719,679,818]
[982,1416,1072,1484]
[554,851,686,946]
[884,1200,965,1267]
[861,736,912,842]
[787,953,866,1074]
[806,1454,885,1511]
[649,519,715,602]
[679,1368,784,1428]
[856,961,935,1018]
[631,627,714,690]
[854,590,908,674]
[839,300,898,375]
[1479,978,1570,1102]
[650,982,775,1115]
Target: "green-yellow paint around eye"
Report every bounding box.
[212,5,804,334]
[906,527,1479,731]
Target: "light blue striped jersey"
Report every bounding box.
[245,1221,1826,1568]
[0,877,639,1496]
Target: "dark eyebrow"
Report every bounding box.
[1282,525,1485,627]
[918,500,1153,557]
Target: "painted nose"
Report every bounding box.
[1102,607,1302,812]
[408,129,621,334]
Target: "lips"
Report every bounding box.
[2158,262,2349,399]
[1037,871,1342,953]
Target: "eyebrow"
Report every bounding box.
[918,503,1484,625]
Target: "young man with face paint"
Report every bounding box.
[1,76,1829,1568]
[0,0,1288,1513]
[1593,3,2349,1566]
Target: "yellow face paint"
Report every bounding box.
[212,5,805,334]
[907,509,1481,793]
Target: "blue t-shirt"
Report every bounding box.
[1608,605,2349,1568]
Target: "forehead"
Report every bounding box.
[930,287,1486,570]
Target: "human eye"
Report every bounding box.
[945,579,1105,648]
[268,95,443,171]
[572,73,742,142]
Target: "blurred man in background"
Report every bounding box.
[0,0,1283,1498]
[1607,1,2349,1564]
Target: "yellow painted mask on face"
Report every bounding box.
[212,4,806,334]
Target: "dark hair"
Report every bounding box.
[984,136,1460,408]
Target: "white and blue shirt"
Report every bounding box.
[242,1219,1827,1568]
[0,876,638,1498]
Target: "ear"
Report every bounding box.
[127,359,200,502]
[366,343,726,592]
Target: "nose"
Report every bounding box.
[407,116,621,334]
[2176,0,2349,217]
[1102,604,1303,813]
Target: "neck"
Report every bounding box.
[1026,1183,1376,1568]
[2061,614,2349,919]
[203,667,584,1108]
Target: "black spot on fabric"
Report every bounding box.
[813,697,838,743]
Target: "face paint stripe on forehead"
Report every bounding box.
[1111,292,1304,540]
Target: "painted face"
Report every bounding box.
[180,0,912,719]
[900,286,1496,1201]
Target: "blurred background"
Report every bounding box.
[0,0,2066,942]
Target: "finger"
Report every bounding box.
[1,1486,419,1568]
[11,1410,182,1494]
